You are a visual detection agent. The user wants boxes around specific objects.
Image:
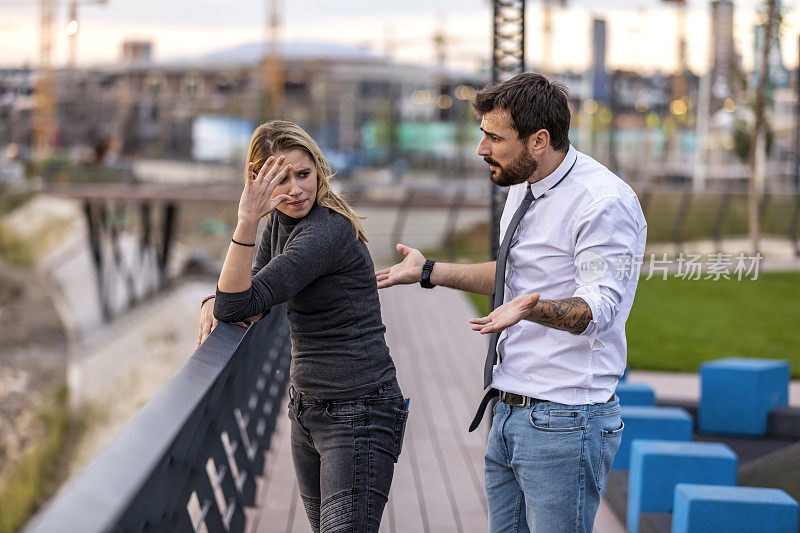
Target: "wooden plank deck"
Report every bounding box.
[245,286,624,532]
[247,286,489,533]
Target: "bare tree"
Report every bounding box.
[749,0,778,254]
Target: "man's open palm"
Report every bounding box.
[469,293,541,334]
[375,244,426,289]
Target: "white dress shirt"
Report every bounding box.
[491,144,647,405]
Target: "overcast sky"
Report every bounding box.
[0,0,797,73]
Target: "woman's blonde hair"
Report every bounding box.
[246,120,367,242]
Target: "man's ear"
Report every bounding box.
[526,129,550,155]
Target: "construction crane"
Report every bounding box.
[33,0,57,159]
[261,0,284,119]
[33,0,108,160]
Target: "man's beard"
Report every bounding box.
[485,151,538,187]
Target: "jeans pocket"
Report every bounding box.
[598,420,624,492]
[392,400,410,462]
[529,409,585,432]
[324,400,366,422]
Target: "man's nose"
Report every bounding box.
[477,137,490,156]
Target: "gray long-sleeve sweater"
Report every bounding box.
[214,204,396,399]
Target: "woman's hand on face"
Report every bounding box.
[237,155,294,223]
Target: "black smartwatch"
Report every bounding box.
[420,259,436,289]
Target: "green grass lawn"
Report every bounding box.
[464,272,800,378]
[626,271,800,378]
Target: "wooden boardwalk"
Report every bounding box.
[246,286,490,533]
[245,286,623,532]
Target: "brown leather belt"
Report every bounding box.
[469,388,538,432]
[500,391,545,407]
[468,389,615,432]
[502,391,615,407]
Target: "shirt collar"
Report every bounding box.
[529,144,577,199]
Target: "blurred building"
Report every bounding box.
[2,33,796,189]
[120,41,153,65]
[0,68,36,157]
[0,41,486,167]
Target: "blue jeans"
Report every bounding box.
[485,396,623,533]
[287,379,408,533]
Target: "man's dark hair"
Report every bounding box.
[473,72,571,152]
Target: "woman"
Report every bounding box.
[197,121,407,532]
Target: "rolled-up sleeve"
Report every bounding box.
[571,195,644,343]
[213,285,262,323]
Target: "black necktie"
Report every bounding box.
[483,184,535,388]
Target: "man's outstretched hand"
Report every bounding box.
[469,293,541,334]
[375,244,426,289]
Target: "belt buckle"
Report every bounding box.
[502,391,526,407]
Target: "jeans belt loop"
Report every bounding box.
[293,387,306,411]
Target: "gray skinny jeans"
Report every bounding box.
[287,378,408,533]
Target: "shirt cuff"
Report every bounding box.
[572,286,605,351]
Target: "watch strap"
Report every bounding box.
[420,259,436,289]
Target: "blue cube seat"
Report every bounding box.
[699,357,789,436]
[627,440,738,533]
[672,484,799,533]
[613,406,693,470]
[615,382,655,406]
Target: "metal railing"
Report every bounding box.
[44,181,800,264]
[637,188,800,254]
[27,308,292,533]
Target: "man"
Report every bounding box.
[375,72,646,532]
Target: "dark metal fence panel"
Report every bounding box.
[790,193,800,257]
[27,307,291,533]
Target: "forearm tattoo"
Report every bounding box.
[533,297,592,334]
